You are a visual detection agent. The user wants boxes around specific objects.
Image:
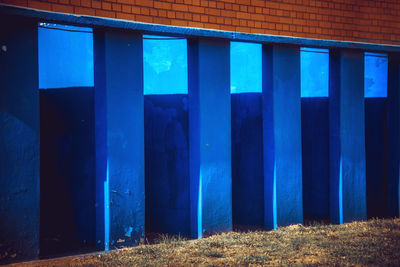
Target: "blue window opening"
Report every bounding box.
[300,47,329,98]
[38,23,94,89]
[364,52,388,98]
[230,41,262,94]
[143,35,188,95]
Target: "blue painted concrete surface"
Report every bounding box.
[38,23,94,89]
[329,50,367,223]
[0,16,40,265]
[262,45,303,229]
[93,30,145,249]
[365,98,388,218]
[39,87,96,258]
[145,95,190,236]
[301,98,330,222]
[231,93,264,227]
[387,54,400,218]
[188,38,232,238]
[364,52,388,98]
[300,47,329,97]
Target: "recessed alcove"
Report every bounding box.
[38,23,96,258]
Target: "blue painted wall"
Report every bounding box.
[0,16,40,265]
[301,98,330,222]
[39,87,96,258]
[231,93,264,227]
[262,45,303,229]
[365,98,388,218]
[144,95,190,236]
[188,38,232,238]
[93,30,145,249]
[329,49,367,223]
[387,54,400,218]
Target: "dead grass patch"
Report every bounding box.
[9,218,400,266]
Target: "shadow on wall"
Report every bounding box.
[144,94,190,236]
[39,87,96,258]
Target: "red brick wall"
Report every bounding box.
[1,0,400,45]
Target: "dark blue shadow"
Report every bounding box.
[39,87,96,258]
[231,93,264,228]
[365,98,389,218]
[144,94,190,236]
[301,97,330,222]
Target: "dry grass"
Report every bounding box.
[10,218,400,266]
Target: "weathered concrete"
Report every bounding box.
[262,45,303,229]
[144,95,190,236]
[329,49,366,224]
[93,30,145,249]
[365,98,388,219]
[231,93,264,227]
[0,15,40,264]
[188,38,232,238]
[388,53,400,218]
[301,98,330,222]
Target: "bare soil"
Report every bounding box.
[9,218,400,266]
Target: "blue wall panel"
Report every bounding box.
[365,98,388,218]
[262,45,303,229]
[93,30,145,249]
[231,93,264,227]
[0,16,40,265]
[188,38,232,238]
[387,54,400,218]
[144,95,190,236]
[39,87,96,257]
[329,50,367,223]
[301,98,330,222]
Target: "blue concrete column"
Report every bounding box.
[94,30,145,249]
[388,53,400,218]
[188,38,232,238]
[0,16,39,264]
[262,45,303,230]
[329,49,367,223]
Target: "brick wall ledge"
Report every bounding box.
[1,4,400,53]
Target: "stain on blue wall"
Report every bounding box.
[301,98,330,222]
[145,95,190,236]
[0,16,40,265]
[231,93,264,227]
[39,87,96,258]
[38,23,94,89]
[365,98,388,218]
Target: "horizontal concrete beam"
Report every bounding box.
[1,4,400,53]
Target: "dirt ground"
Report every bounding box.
[9,218,400,266]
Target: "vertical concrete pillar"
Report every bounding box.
[262,45,303,229]
[388,53,400,218]
[329,49,366,223]
[188,38,232,238]
[94,30,145,249]
[0,16,39,264]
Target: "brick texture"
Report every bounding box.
[1,0,400,45]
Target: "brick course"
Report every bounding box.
[1,0,400,45]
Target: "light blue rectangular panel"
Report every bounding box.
[364,52,388,98]
[230,41,262,93]
[300,47,329,97]
[38,23,94,89]
[143,35,188,95]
